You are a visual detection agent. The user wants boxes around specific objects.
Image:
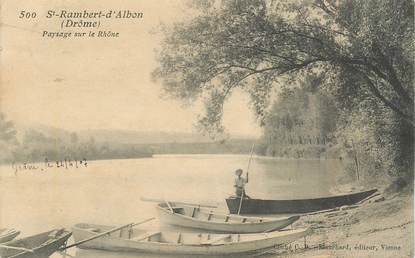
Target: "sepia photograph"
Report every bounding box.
[0,0,413,257]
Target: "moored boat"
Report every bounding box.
[0,229,20,243]
[226,189,377,214]
[72,223,311,255]
[0,228,72,258]
[157,202,299,233]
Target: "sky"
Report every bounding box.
[0,0,261,137]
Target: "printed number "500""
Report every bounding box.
[19,11,36,19]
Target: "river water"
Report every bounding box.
[0,155,344,257]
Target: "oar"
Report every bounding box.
[140,197,217,208]
[61,217,155,250]
[237,143,255,215]
[0,244,34,253]
[131,217,156,227]
[164,200,174,213]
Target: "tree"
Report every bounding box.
[0,113,18,163]
[0,113,17,144]
[70,132,78,144]
[153,0,413,136]
[260,73,338,157]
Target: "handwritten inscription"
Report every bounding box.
[12,158,88,173]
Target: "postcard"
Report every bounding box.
[0,0,413,257]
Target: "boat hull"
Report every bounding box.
[72,224,311,255]
[0,229,72,258]
[226,189,377,214]
[0,229,20,243]
[157,205,299,233]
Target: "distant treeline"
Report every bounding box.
[3,129,152,164]
[135,139,256,155]
[0,115,256,164]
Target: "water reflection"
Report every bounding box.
[1,155,341,258]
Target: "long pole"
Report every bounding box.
[61,217,155,250]
[351,139,360,181]
[0,244,34,253]
[140,197,217,208]
[164,199,174,213]
[237,143,255,214]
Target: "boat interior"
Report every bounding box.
[0,228,11,234]
[158,203,275,223]
[0,228,18,237]
[76,223,269,245]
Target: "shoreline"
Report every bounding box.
[268,189,413,258]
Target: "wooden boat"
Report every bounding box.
[0,228,72,258]
[157,202,300,233]
[226,189,377,214]
[0,229,20,243]
[72,223,311,255]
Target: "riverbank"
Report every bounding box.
[267,187,413,258]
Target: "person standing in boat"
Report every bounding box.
[234,169,250,198]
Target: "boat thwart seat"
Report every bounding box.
[131,231,161,242]
[172,207,185,214]
[201,235,231,245]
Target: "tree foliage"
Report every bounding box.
[265,74,337,140]
[153,0,414,136]
[0,113,17,143]
[0,113,18,162]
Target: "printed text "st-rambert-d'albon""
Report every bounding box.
[46,10,143,19]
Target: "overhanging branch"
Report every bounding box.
[348,65,415,127]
